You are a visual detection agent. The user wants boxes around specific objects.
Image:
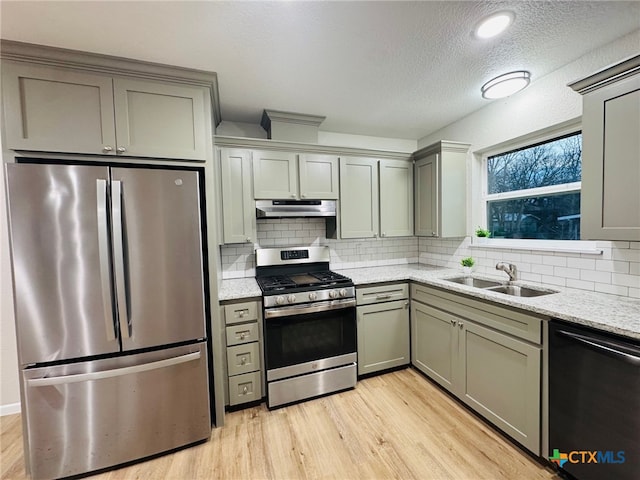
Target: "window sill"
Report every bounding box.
[469,239,603,255]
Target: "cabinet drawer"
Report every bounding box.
[228,371,262,406]
[411,283,543,344]
[356,283,409,305]
[226,342,260,376]
[224,301,259,325]
[226,323,259,346]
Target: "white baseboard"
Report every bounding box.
[0,402,21,416]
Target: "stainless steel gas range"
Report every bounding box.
[256,246,357,408]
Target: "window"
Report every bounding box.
[483,132,582,240]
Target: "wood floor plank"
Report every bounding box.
[0,368,559,480]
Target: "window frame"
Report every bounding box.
[473,120,600,254]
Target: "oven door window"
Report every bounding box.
[265,307,356,370]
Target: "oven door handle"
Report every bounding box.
[264,298,356,319]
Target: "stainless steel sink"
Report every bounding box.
[484,285,557,297]
[445,276,503,289]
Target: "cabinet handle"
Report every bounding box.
[103,145,113,153]
[240,357,247,365]
[290,194,296,198]
[376,294,392,300]
[459,322,464,329]
[431,231,436,236]
[242,386,248,394]
[239,332,246,340]
[246,237,251,243]
[382,233,386,237]
[301,194,306,198]
[117,146,126,154]
[373,233,378,238]
[450,320,457,326]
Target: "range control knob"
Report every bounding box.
[339,288,348,297]
[308,292,318,301]
[276,296,285,305]
[329,290,338,299]
[287,294,296,303]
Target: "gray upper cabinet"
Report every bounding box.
[339,157,379,238]
[1,43,216,162]
[339,157,413,239]
[2,62,117,155]
[253,150,339,199]
[112,78,208,161]
[219,148,255,244]
[252,150,298,199]
[414,141,470,238]
[569,55,640,241]
[298,154,339,199]
[379,159,414,237]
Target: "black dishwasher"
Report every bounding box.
[549,320,640,480]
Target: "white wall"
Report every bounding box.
[416,30,640,299]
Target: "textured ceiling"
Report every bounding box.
[1,1,639,140]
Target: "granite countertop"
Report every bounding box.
[219,264,640,340]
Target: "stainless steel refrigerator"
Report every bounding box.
[5,163,211,480]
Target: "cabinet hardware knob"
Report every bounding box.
[243,386,248,394]
[117,146,126,153]
[240,333,246,339]
[246,237,251,242]
[373,233,378,237]
[103,145,113,152]
[290,194,296,198]
[459,322,464,329]
[240,357,247,365]
[301,194,306,198]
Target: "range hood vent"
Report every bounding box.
[256,199,336,218]
[260,110,326,143]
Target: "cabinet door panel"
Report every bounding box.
[379,160,413,237]
[339,157,379,238]
[253,150,297,199]
[299,154,339,199]
[410,301,456,390]
[357,300,409,375]
[113,78,208,160]
[459,321,540,454]
[580,71,640,240]
[414,154,438,237]
[2,62,116,154]
[220,149,255,244]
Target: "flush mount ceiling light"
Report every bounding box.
[481,71,531,99]
[474,11,515,39]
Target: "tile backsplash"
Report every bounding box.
[418,237,640,299]
[219,220,640,299]
[219,218,418,278]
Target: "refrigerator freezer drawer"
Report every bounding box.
[22,343,210,480]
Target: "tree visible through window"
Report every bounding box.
[485,132,582,240]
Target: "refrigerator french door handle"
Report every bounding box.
[111,180,130,339]
[26,351,201,387]
[96,179,116,342]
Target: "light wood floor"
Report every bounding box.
[1,368,559,480]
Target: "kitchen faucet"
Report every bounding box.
[496,262,518,282]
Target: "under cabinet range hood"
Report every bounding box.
[256,199,336,218]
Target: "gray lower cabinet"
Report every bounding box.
[223,300,263,407]
[411,283,542,455]
[2,60,210,161]
[219,148,256,244]
[569,54,640,241]
[356,284,410,376]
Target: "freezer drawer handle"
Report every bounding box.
[27,351,201,387]
[556,329,640,365]
[96,179,116,341]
